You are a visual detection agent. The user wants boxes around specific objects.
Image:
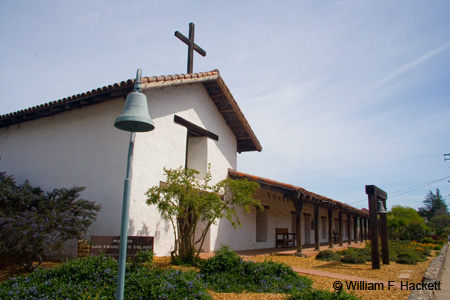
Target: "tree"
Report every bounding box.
[428,215,450,236]
[418,189,449,219]
[387,205,430,241]
[146,166,260,264]
[0,172,101,271]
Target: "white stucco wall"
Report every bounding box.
[0,99,129,240]
[0,82,238,257]
[208,186,354,251]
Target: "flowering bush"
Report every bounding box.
[0,172,101,271]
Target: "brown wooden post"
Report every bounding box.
[380,199,390,265]
[367,192,380,269]
[359,216,363,242]
[354,215,358,243]
[366,185,388,269]
[338,211,343,246]
[347,213,352,245]
[328,207,334,248]
[314,204,320,250]
[365,218,369,241]
[294,196,305,257]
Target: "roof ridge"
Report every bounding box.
[0,70,220,120]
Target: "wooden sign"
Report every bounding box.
[90,235,154,260]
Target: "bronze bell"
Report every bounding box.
[377,200,387,214]
[114,69,155,132]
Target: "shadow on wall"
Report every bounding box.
[128,219,151,236]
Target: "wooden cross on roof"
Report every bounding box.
[174,22,206,74]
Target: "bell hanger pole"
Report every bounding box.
[114,69,155,300]
[134,68,142,92]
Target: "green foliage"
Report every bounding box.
[428,215,450,236]
[387,205,430,241]
[288,288,361,300]
[0,255,212,300]
[396,251,421,265]
[146,166,260,264]
[387,240,431,265]
[404,222,429,242]
[315,250,340,262]
[133,249,154,265]
[338,247,370,264]
[418,189,449,219]
[199,245,313,294]
[200,245,244,274]
[0,247,317,299]
[422,237,435,244]
[437,238,447,245]
[0,172,101,271]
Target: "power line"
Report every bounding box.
[388,176,450,198]
[347,175,450,205]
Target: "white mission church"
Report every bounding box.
[0,69,369,257]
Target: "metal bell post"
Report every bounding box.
[114,69,154,300]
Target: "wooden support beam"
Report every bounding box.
[366,218,369,240]
[359,217,363,242]
[294,197,305,257]
[347,213,352,245]
[380,199,390,265]
[338,211,343,246]
[354,215,358,243]
[328,207,334,248]
[314,204,320,250]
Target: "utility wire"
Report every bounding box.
[388,176,450,198]
[347,175,450,205]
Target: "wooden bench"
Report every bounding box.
[275,228,296,248]
[333,231,339,243]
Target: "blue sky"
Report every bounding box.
[1,0,449,210]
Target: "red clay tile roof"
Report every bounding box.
[0,70,262,153]
[228,169,369,216]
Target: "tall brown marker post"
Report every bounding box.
[365,185,389,269]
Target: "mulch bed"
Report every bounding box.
[1,252,435,300]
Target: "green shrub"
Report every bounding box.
[340,253,367,264]
[437,239,446,245]
[422,237,435,244]
[200,245,244,275]
[434,244,442,250]
[0,172,101,272]
[288,288,361,300]
[338,247,370,264]
[316,250,340,262]
[396,251,420,265]
[200,245,312,294]
[134,249,154,264]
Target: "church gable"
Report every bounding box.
[0,70,262,153]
